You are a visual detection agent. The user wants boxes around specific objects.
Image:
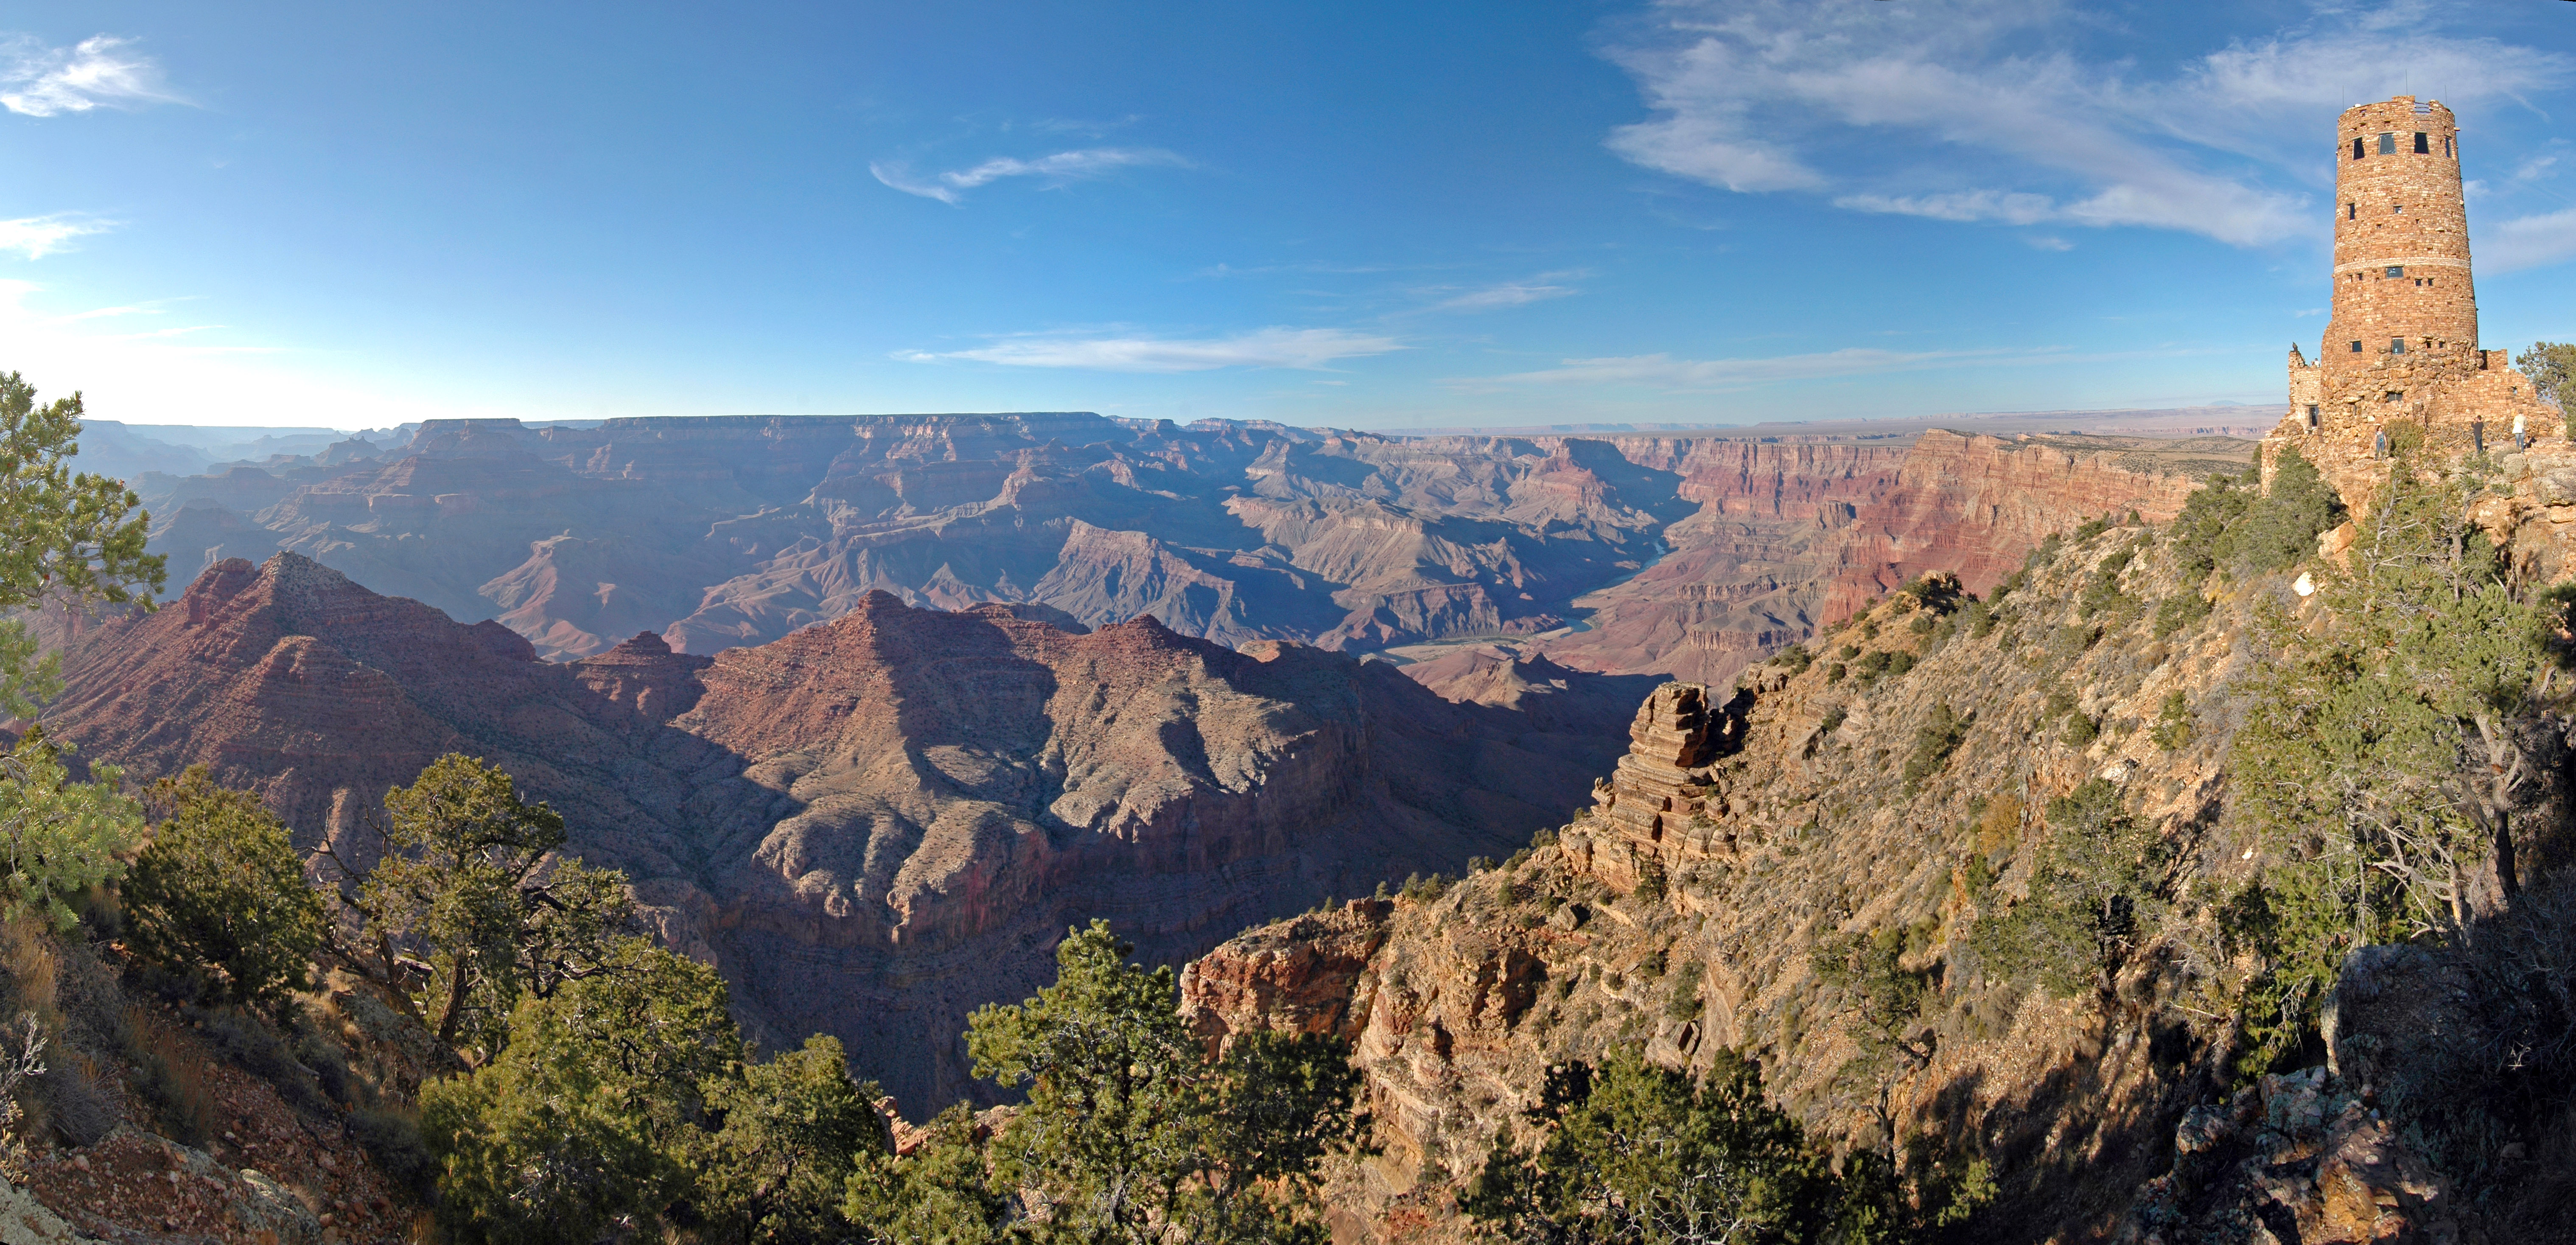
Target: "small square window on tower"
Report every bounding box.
[2414,132,2429,153]
[2378,132,2397,154]
[2391,339,2406,354]
[2349,340,2363,353]
[2386,266,2404,278]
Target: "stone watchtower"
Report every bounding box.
[2276,95,2550,508]
[2322,97,2476,375]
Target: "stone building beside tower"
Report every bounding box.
[2272,95,2553,513]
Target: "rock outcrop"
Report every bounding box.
[1180,514,2536,1244]
[44,553,1614,1111]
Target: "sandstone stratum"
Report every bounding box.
[128,413,2246,689]
[40,551,1646,1110]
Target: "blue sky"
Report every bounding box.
[2,0,2571,431]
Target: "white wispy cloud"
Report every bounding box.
[2024,235,2075,252]
[2484,207,2576,274]
[0,214,113,259]
[1599,0,2566,248]
[1425,276,1580,313]
[897,326,1403,373]
[870,147,1189,205]
[0,34,185,117]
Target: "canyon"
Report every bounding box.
[39,551,1648,1111]
[39,414,2254,1112]
[127,413,2249,692]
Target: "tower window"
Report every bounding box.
[2391,339,2406,354]
[2445,136,2454,157]
[2393,204,2404,213]
[2414,132,2429,153]
[2346,203,2356,219]
[2386,390,2404,401]
[2350,341,2363,353]
[2386,266,2404,278]
[2353,137,2366,160]
[2378,132,2397,154]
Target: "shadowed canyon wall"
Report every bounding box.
[40,552,1646,1111]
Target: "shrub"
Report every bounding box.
[2060,713,2100,748]
[128,767,326,1010]
[1633,859,1667,903]
[0,737,143,932]
[1971,780,2163,998]
[2072,516,2111,543]
[1463,1051,1841,1243]
[2226,469,2538,1077]
[2230,446,2344,572]
[422,942,741,1244]
[1817,924,1934,1058]
[1902,702,1968,790]
[126,1006,216,1145]
[2150,690,2194,751]
[1664,959,1705,1021]
[2079,540,2145,620]
[40,1050,115,1147]
[1769,644,1814,674]
[1965,598,1997,638]
[695,1035,883,1243]
[352,1106,437,1201]
[2151,592,2212,638]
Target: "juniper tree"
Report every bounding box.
[126,766,327,1007]
[0,373,164,928]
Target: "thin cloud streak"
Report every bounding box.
[898,326,1403,373]
[0,34,185,117]
[870,147,1189,205]
[0,214,113,259]
[1425,277,1580,313]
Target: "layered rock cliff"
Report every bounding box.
[1515,431,2249,687]
[44,553,1627,1110]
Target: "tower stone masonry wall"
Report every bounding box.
[2323,97,2478,377]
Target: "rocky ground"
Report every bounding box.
[1183,496,2574,1243]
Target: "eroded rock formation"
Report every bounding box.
[43,553,1611,1111]
[122,415,2245,692]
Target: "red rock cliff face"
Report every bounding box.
[1527,432,2239,687]
[45,553,1616,1113]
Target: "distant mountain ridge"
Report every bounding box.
[119,413,2252,692]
